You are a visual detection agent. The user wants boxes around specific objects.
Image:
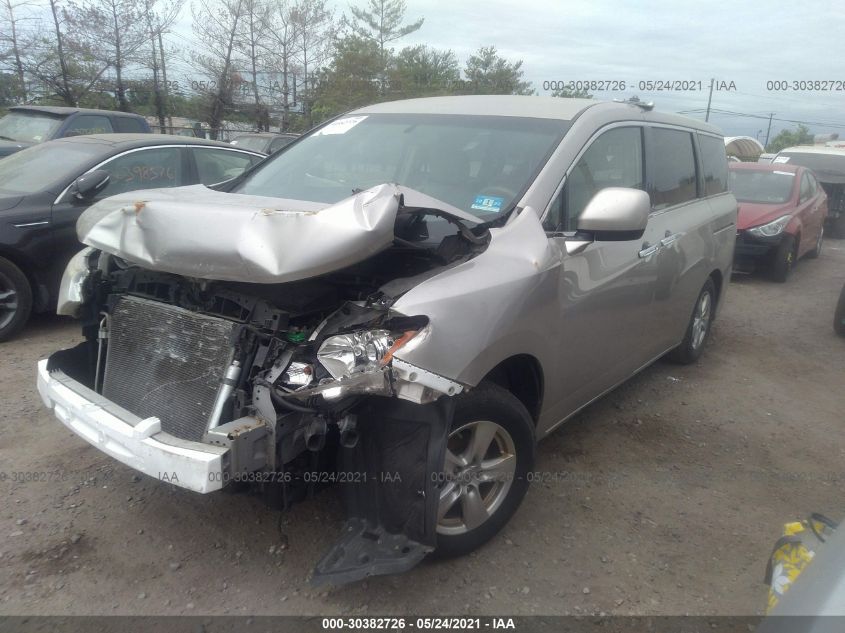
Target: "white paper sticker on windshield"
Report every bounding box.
[314,116,367,136]
[772,156,790,163]
[773,170,795,176]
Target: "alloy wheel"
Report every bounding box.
[691,290,712,351]
[0,271,19,331]
[437,420,517,536]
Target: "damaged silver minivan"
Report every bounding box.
[37,96,736,584]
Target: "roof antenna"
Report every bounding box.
[614,95,655,111]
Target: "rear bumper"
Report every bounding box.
[36,359,228,493]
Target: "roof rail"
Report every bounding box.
[614,96,654,111]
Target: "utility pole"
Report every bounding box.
[764,113,775,148]
[705,78,714,122]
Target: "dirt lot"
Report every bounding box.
[1,244,843,618]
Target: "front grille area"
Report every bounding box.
[103,295,236,441]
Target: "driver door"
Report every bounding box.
[543,125,659,419]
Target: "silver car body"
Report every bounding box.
[72,96,736,438]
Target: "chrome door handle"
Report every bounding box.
[638,244,659,258]
[660,233,681,247]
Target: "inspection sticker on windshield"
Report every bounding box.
[314,116,367,136]
[471,195,505,212]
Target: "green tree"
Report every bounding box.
[766,124,814,153]
[310,35,382,123]
[388,44,459,98]
[462,46,532,95]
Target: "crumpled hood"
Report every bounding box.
[77,184,403,284]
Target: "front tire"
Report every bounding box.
[433,382,535,559]
[770,234,797,282]
[667,278,716,365]
[0,256,33,343]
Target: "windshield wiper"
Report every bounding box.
[0,135,18,142]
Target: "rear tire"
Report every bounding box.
[770,234,797,282]
[433,382,535,559]
[667,278,716,365]
[835,284,845,337]
[0,256,33,343]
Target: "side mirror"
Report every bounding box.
[72,170,110,201]
[562,187,651,255]
[577,187,651,240]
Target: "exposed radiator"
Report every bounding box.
[102,295,236,441]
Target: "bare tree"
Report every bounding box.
[235,0,271,130]
[291,0,336,128]
[260,0,299,131]
[348,0,422,66]
[64,0,148,111]
[192,0,247,138]
[0,0,36,102]
[138,0,182,128]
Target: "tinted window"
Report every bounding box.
[649,128,697,208]
[113,116,146,133]
[545,127,643,232]
[269,136,295,153]
[63,115,113,137]
[0,111,64,143]
[799,173,812,203]
[193,148,258,185]
[98,147,183,196]
[231,135,270,153]
[698,134,728,196]
[235,113,569,221]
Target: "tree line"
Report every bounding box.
[0,0,541,137]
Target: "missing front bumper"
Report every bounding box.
[37,358,230,493]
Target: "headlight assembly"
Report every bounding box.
[747,214,792,238]
[57,247,96,317]
[317,329,419,379]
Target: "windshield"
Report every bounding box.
[235,113,569,221]
[0,141,104,195]
[775,151,845,182]
[0,111,64,144]
[729,169,795,204]
[231,135,270,153]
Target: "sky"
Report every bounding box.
[35,0,842,142]
[310,0,845,142]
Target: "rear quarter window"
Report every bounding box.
[698,134,729,196]
[113,116,148,133]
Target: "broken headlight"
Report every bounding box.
[317,329,418,379]
[57,247,96,317]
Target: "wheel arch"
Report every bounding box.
[480,354,544,424]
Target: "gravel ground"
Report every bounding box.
[1,242,843,617]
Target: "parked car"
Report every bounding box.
[38,96,736,585]
[0,134,263,341]
[773,146,845,238]
[0,106,151,158]
[729,162,827,281]
[230,132,299,155]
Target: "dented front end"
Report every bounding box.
[41,183,486,584]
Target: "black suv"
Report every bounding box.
[0,106,151,158]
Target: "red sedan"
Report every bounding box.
[729,162,828,281]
